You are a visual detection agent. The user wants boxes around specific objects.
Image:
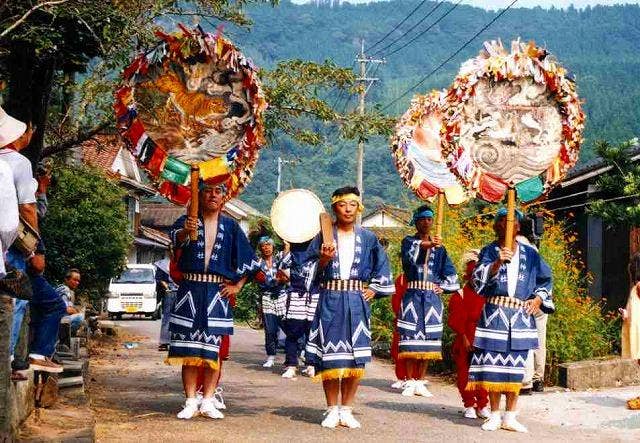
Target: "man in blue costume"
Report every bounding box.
[166,177,258,420]
[254,236,288,368]
[281,241,319,379]
[304,186,394,429]
[397,205,459,398]
[467,208,554,433]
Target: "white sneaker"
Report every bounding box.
[339,407,361,429]
[213,387,226,410]
[464,406,478,419]
[302,366,315,377]
[414,381,433,397]
[502,411,528,433]
[199,398,224,419]
[391,380,405,390]
[282,366,297,379]
[263,356,275,368]
[401,380,416,397]
[481,411,502,431]
[321,406,340,428]
[177,398,199,420]
[477,406,491,419]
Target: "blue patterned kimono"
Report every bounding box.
[467,240,553,393]
[304,226,394,380]
[398,236,459,359]
[256,251,288,317]
[167,214,257,369]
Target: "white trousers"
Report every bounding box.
[523,311,548,388]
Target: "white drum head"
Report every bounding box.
[270,189,325,243]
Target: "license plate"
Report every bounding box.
[125,306,138,313]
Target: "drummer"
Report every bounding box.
[304,186,394,429]
[166,176,257,420]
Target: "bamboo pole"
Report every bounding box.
[188,165,200,241]
[504,187,516,252]
[435,190,445,241]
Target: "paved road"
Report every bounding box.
[88,319,640,442]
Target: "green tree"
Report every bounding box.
[41,164,132,300]
[588,139,640,227]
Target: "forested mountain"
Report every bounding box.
[221,1,640,212]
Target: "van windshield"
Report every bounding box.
[112,268,155,284]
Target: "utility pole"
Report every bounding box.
[355,39,385,222]
[276,156,297,195]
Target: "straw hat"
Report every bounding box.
[0,106,27,148]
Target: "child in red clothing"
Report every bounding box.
[448,250,490,419]
[391,274,408,387]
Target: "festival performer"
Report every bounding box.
[390,273,408,389]
[447,250,489,419]
[281,241,319,379]
[622,252,640,410]
[254,236,289,368]
[166,177,257,420]
[467,208,554,433]
[396,205,459,397]
[304,186,394,429]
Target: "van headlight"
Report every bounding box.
[107,292,118,298]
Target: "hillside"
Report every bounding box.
[220,1,640,211]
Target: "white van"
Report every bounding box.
[106,264,160,320]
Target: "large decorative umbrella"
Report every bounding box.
[442,40,585,247]
[390,89,467,237]
[114,25,267,238]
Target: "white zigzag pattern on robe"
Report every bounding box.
[424,306,443,324]
[470,352,527,367]
[189,330,223,344]
[351,320,371,343]
[483,305,510,328]
[207,292,229,316]
[236,259,261,275]
[402,301,418,323]
[174,291,196,317]
[510,309,532,327]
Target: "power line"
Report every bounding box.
[365,0,431,52]
[382,0,462,59]
[370,1,446,57]
[381,0,519,112]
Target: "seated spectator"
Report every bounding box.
[27,254,64,373]
[56,269,84,332]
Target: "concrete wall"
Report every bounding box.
[559,357,640,390]
[0,295,35,441]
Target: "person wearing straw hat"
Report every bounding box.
[254,235,289,369]
[303,186,394,429]
[467,208,554,433]
[396,204,460,398]
[166,176,258,420]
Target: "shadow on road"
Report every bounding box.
[271,406,324,425]
[578,395,629,408]
[365,400,479,428]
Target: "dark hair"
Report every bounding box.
[414,204,433,214]
[332,186,360,199]
[629,253,640,284]
[65,268,81,279]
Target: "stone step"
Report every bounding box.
[58,376,84,389]
[559,356,640,389]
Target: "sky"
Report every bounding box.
[292,0,640,8]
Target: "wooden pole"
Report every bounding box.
[188,165,200,241]
[504,186,516,251]
[435,190,445,241]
